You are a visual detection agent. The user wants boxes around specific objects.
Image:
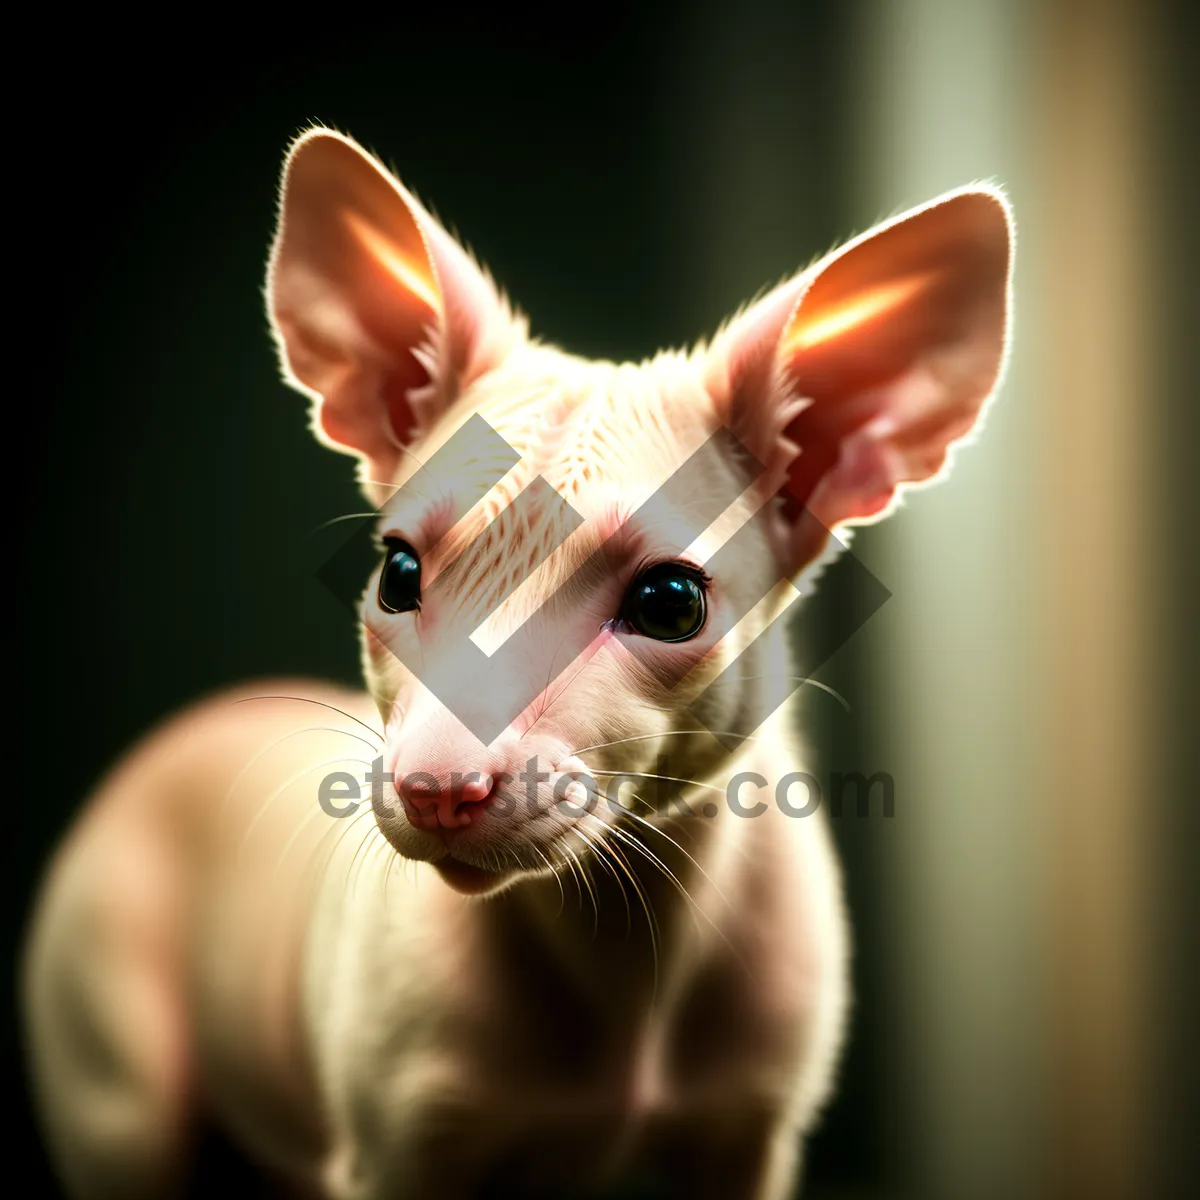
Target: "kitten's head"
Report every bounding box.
[267,129,1012,895]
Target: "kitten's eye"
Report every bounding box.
[621,563,707,642]
[379,540,422,614]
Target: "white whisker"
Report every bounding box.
[572,730,763,756]
[233,694,385,743]
[738,675,851,712]
[585,770,725,796]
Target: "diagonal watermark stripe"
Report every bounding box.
[372,474,586,742]
[384,428,756,744]
[315,418,890,749]
[316,414,522,616]
[687,525,891,750]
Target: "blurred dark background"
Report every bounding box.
[11,2,1197,1197]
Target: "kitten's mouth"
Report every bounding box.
[432,855,509,896]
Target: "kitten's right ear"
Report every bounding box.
[266,129,524,501]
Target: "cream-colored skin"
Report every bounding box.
[22,131,1012,1199]
[23,681,841,1199]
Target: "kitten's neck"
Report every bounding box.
[480,736,774,1014]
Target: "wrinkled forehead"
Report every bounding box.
[376,354,743,563]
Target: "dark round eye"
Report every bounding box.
[621,563,707,642]
[379,540,421,613]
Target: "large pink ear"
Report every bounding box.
[266,129,524,502]
[706,186,1014,573]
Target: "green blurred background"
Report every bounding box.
[12,2,1197,1197]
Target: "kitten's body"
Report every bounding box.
[22,131,1011,1198]
[24,690,843,1199]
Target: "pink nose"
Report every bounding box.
[396,770,495,831]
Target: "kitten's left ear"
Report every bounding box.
[705,186,1014,574]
